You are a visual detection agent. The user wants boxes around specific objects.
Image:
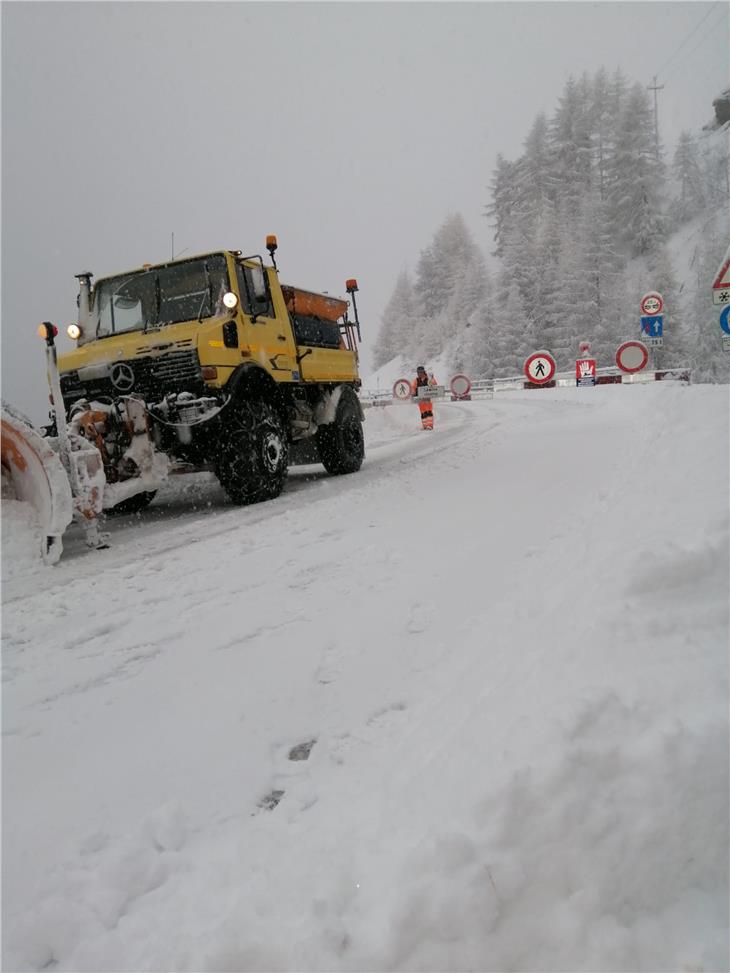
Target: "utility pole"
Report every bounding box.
[647,76,665,161]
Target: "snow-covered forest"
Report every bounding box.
[373,70,730,382]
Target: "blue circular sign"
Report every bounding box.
[721,305,730,336]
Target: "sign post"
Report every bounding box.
[575,340,596,387]
[639,292,665,368]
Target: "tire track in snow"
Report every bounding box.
[0,402,479,607]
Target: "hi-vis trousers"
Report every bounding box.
[418,399,434,430]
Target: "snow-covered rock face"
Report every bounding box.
[2,383,728,973]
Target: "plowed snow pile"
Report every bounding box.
[2,384,728,972]
[1,469,44,584]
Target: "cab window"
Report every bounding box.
[236,264,273,318]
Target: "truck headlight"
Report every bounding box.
[67,324,82,340]
[222,292,238,310]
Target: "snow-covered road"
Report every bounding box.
[2,384,728,972]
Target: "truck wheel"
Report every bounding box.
[216,400,288,504]
[108,490,157,515]
[318,390,364,475]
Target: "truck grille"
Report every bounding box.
[61,349,203,404]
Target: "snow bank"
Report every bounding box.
[2,383,728,972]
[1,493,49,585]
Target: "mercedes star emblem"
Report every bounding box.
[110,362,135,392]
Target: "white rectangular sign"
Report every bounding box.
[713,288,730,306]
[722,335,730,353]
[646,337,664,347]
[418,385,446,399]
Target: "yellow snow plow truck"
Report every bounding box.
[1,237,364,562]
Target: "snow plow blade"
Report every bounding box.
[1,403,73,564]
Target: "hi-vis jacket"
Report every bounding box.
[411,374,437,398]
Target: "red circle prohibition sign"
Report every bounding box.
[450,374,472,396]
[524,351,556,385]
[615,340,649,373]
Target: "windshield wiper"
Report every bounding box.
[197,290,208,323]
[198,267,213,322]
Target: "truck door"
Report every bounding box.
[235,262,297,380]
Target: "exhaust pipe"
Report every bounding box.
[75,271,93,333]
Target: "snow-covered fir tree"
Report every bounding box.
[668,132,707,229]
[373,69,729,384]
[372,269,417,370]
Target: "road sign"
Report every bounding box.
[712,288,730,306]
[524,351,556,385]
[417,384,445,399]
[722,335,730,353]
[576,358,596,386]
[640,292,664,315]
[615,340,649,373]
[720,305,730,336]
[641,314,663,337]
[712,247,730,291]
[646,336,663,347]
[450,374,472,398]
[392,378,411,400]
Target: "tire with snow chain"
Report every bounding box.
[317,388,364,475]
[108,490,157,515]
[215,399,288,505]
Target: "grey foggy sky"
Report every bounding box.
[2,1,728,421]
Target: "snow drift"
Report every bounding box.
[2,382,728,972]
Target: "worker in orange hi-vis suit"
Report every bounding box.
[411,365,437,430]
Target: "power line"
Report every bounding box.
[661,6,730,82]
[694,50,729,91]
[648,2,727,149]
[655,1,722,79]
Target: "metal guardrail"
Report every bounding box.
[359,366,691,406]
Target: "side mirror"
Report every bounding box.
[250,266,267,301]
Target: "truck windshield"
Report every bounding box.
[92,254,230,338]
